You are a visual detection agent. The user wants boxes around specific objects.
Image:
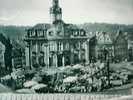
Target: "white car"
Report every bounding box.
[110,79,123,86]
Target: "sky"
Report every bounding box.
[0,0,133,26]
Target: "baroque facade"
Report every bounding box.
[24,0,89,68]
[114,31,128,61]
[89,31,128,62]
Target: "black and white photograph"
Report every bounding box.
[0,0,133,99]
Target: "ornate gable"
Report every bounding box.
[96,32,113,45]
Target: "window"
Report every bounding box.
[38,30,44,37]
[74,31,78,36]
[80,31,85,36]
[49,42,54,51]
[49,31,53,36]
[31,31,35,37]
[66,43,69,50]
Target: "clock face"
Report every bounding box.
[55,24,62,33]
[56,14,61,20]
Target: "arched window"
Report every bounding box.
[80,30,86,36]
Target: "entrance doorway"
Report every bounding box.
[57,54,62,67]
[65,56,70,66]
[74,53,79,64]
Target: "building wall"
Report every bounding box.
[0,41,5,67]
[25,29,88,68]
[89,31,128,62]
[114,34,128,61]
[89,36,97,62]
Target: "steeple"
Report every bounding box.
[52,0,59,7]
[50,0,62,24]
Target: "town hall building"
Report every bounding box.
[24,0,89,68]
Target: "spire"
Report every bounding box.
[50,0,62,24]
[52,0,59,7]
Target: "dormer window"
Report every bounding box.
[38,30,43,37]
[34,30,38,37]
[74,31,78,36]
[31,31,36,37]
[80,30,85,36]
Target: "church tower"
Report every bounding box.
[50,0,62,24]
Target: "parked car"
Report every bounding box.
[110,79,123,86]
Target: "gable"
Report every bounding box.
[114,32,127,44]
[97,32,112,44]
[0,41,5,53]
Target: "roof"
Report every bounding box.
[26,22,87,41]
[29,23,51,30]
[91,30,128,45]
[65,24,79,30]
[108,32,117,42]
[96,32,113,45]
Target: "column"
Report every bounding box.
[12,58,15,70]
[47,44,50,68]
[43,44,46,66]
[25,46,29,66]
[85,41,89,63]
[62,55,65,67]
[55,54,58,67]
[54,42,58,67]
[35,41,39,64]
[30,41,32,69]
[25,42,32,69]
[70,44,74,65]
[53,53,58,67]
[79,41,82,61]
[45,46,48,67]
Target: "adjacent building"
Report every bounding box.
[114,31,128,61]
[12,40,26,69]
[127,39,133,61]
[0,34,12,74]
[0,41,5,68]
[89,31,128,62]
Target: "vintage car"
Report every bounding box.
[110,79,123,86]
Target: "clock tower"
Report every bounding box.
[50,0,62,24]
